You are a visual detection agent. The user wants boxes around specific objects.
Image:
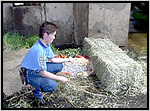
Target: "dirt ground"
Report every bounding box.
[3,48,29,96]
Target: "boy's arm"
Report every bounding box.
[49,56,73,63]
[50,58,70,63]
[40,70,68,83]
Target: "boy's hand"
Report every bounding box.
[58,76,69,83]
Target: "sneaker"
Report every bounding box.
[32,88,43,99]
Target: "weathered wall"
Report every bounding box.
[3,3,13,34]
[12,5,44,36]
[74,3,89,46]
[89,3,131,46]
[3,3,75,47]
[45,3,74,47]
[3,3,131,47]
[3,3,44,36]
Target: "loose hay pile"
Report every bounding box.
[56,74,120,108]
[83,37,147,95]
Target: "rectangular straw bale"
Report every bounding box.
[83,37,147,94]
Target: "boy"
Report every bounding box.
[20,21,72,103]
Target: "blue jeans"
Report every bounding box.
[26,62,63,92]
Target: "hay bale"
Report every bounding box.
[83,37,147,94]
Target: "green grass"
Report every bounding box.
[3,32,83,56]
[3,32,39,51]
[25,35,39,48]
[3,32,27,51]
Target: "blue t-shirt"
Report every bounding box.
[21,39,54,71]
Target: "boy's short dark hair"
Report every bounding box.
[39,21,58,39]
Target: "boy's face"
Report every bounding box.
[44,31,56,44]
